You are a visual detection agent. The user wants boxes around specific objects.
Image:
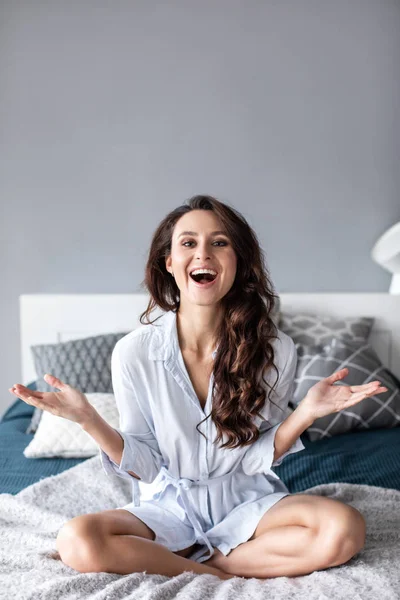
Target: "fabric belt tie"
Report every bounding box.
[156,464,241,562]
[132,478,141,507]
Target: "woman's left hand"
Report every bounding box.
[300,368,388,421]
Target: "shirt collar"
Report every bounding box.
[148,310,218,361]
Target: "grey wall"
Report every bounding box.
[1,0,400,417]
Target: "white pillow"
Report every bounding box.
[23,393,119,458]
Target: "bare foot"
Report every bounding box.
[203,548,231,572]
[219,571,236,580]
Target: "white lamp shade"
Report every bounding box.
[371,221,400,294]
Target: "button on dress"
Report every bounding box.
[100,309,305,563]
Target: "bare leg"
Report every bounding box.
[205,495,365,579]
[205,525,331,578]
[62,532,235,580]
[104,535,235,579]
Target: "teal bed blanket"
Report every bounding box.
[0,384,85,494]
[1,387,400,495]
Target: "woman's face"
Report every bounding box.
[165,210,237,308]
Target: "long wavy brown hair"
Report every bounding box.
[138,194,284,450]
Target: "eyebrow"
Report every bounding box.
[177,230,228,238]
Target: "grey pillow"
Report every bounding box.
[291,337,400,441]
[279,313,374,345]
[25,332,128,434]
[270,295,280,327]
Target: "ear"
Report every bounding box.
[165,255,172,274]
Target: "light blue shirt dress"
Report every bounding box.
[100,309,305,564]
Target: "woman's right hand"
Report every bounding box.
[8,373,95,425]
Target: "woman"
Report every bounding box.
[10,195,387,580]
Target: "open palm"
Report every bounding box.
[302,367,388,421]
[8,373,93,424]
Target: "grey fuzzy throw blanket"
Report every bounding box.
[1,455,399,599]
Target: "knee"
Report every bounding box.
[317,506,366,568]
[56,515,106,573]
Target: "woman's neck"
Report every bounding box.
[176,308,221,358]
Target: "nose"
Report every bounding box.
[194,241,212,260]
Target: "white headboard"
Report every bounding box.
[20,293,400,383]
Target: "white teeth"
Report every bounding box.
[190,268,217,276]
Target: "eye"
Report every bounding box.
[181,240,228,247]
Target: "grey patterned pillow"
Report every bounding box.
[291,338,400,441]
[279,313,374,345]
[25,332,128,434]
[270,295,280,327]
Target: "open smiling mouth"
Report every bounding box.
[189,272,218,286]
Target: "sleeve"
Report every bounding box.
[99,340,164,504]
[241,336,305,476]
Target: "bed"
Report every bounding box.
[2,292,400,495]
[1,292,400,599]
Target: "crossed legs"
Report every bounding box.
[56,493,366,580]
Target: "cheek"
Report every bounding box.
[172,251,188,265]
[227,254,238,274]
[222,260,237,286]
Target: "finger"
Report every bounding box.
[349,381,382,393]
[13,391,34,406]
[12,386,47,407]
[351,386,388,396]
[17,390,48,409]
[344,387,388,408]
[11,385,34,401]
[9,384,27,396]
[43,373,67,389]
[325,367,349,384]
[12,384,29,393]
[11,385,43,400]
